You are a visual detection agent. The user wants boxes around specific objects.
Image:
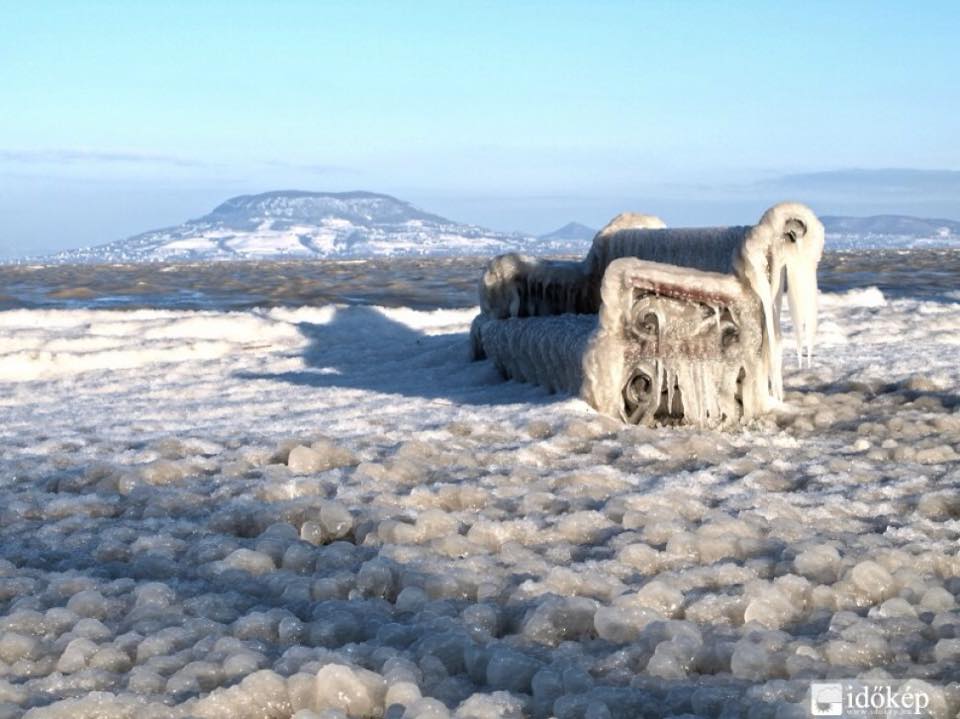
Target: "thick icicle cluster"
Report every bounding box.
[583,259,765,426]
[472,202,825,427]
[476,259,764,428]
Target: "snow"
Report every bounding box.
[44,192,567,265]
[1,285,960,717]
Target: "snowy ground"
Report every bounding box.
[1,286,959,718]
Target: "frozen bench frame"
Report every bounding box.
[471,202,824,427]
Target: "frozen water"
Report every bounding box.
[1,276,959,717]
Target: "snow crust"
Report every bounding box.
[1,288,960,718]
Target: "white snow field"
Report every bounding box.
[1,288,959,718]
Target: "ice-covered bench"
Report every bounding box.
[471,202,825,427]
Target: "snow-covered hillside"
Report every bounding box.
[48,191,584,263]
[537,222,598,243]
[822,215,960,250]
[36,195,960,264]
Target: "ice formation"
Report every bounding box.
[477,259,765,426]
[2,285,960,718]
[473,202,825,426]
[475,214,666,322]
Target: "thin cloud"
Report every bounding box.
[0,148,207,168]
[259,159,358,175]
[757,168,960,195]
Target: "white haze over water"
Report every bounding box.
[0,280,959,716]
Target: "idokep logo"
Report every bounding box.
[811,683,843,716]
[810,681,933,717]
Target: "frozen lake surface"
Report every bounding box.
[1,253,959,718]
[3,249,960,312]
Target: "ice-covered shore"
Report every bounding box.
[1,287,959,718]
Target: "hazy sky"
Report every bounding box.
[2,1,959,257]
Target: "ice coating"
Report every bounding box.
[477,255,592,322]
[734,202,825,398]
[476,259,765,427]
[585,225,745,279]
[472,313,595,396]
[475,214,665,328]
[587,259,765,426]
[474,202,825,416]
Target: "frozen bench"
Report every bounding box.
[471,203,825,427]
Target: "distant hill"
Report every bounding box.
[822,214,960,249]
[822,214,960,236]
[48,191,587,263]
[538,222,597,242]
[39,196,960,263]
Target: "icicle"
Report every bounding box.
[655,361,664,419]
[705,366,712,421]
[474,205,823,428]
[666,367,674,417]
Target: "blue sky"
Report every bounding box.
[2,1,959,257]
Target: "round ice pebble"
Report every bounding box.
[357,560,394,599]
[139,459,187,485]
[87,647,133,673]
[632,580,684,617]
[300,521,327,545]
[555,511,614,544]
[870,597,917,619]
[413,509,459,542]
[793,544,841,583]
[485,650,541,693]
[531,668,563,707]
[288,441,357,475]
[54,637,98,672]
[594,604,663,643]
[319,502,354,540]
[282,543,317,573]
[455,691,526,719]
[743,585,800,630]
[65,589,111,619]
[617,543,661,573]
[384,680,421,708]
[920,587,956,612]
[401,697,450,719]
[522,597,598,645]
[0,678,26,705]
[933,638,960,662]
[395,587,429,613]
[223,548,276,576]
[0,631,43,665]
[461,604,499,638]
[646,639,698,679]
[730,640,775,680]
[849,560,895,603]
[133,582,176,610]
[313,664,387,717]
[287,445,327,475]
